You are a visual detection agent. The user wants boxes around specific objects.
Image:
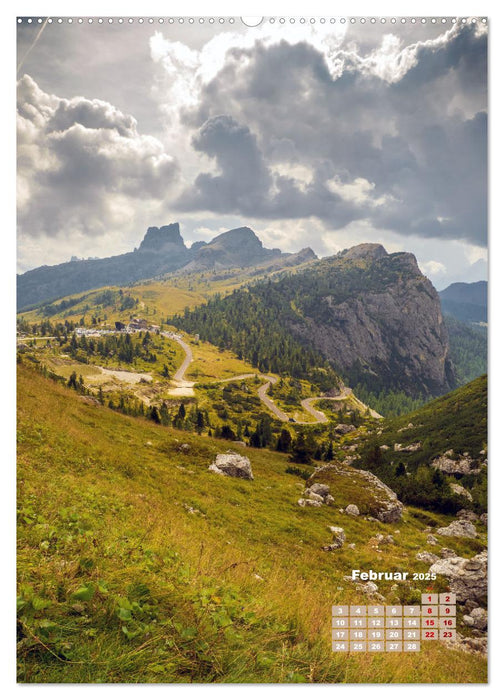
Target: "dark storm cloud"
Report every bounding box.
[177,114,362,228]
[176,23,487,246]
[17,75,179,239]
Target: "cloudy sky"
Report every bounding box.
[16,16,487,288]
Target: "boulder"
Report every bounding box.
[327,526,346,549]
[457,509,478,522]
[416,551,440,565]
[345,504,360,516]
[303,482,334,505]
[303,489,324,503]
[429,550,487,603]
[309,483,331,498]
[298,498,322,507]
[334,424,356,435]
[431,452,480,475]
[208,452,254,480]
[437,519,477,539]
[450,483,473,501]
[440,548,457,559]
[480,513,488,527]
[468,607,487,630]
[306,463,403,522]
[427,534,439,546]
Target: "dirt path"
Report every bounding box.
[90,367,153,384]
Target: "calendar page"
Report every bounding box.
[16,13,488,685]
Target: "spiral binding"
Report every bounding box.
[16,17,488,26]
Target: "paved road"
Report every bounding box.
[161,332,193,382]
[165,334,381,423]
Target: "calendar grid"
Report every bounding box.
[332,594,456,652]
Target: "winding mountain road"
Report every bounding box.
[164,332,380,422]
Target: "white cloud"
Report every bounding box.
[17,74,180,244]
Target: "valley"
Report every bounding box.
[16,226,488,683]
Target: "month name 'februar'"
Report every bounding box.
[352,570,409,581]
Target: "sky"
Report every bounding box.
[16,15,488,289]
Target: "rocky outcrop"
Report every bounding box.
[322,526,346,551]
[345,504,360,516]
[301,482,334,506]
[334,424,356,436]
[287,245,455,396]
[208,452,254,480]
[298,498,322,507]
[431,451,480,475]
[437,519,477,539]
[463,608,487,631]
[306,464,403,522]
[416,551,439,565]
[394,442,421,452]
[450,483,473,501]
[429,550,487,603]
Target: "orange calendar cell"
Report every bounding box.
[404,617,420,628]
[332,617,349,628]
[386,629,403,640]
[350,617,366,627]
[368,617,384,628]
[368,629,384,640]
[386,605,403,616]
[421,593,438,604]
[422,605,438,616]
[422,629,439,640]
[332,605,349,616]
[404,605,421,616]
[332,629,349,640]
[440,617,456,628]
[441,630,457,641]
[442,605,456,616]
[367,605,385,616]
[386,617,402,628]
[439,593,456,605]
[422,617,438,628]
[404,629,421,640]
[350,606,366,616]
[350,629,367,640]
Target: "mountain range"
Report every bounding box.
[439,280,487,323]
[17,224,316,310]
[172,242,456,398]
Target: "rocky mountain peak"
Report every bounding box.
[209,226,265,251]
[138,223,185,252]
[338,243,388,262]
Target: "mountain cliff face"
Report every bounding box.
[289,246,455,396]
[17,224,306,310]
[173,243,455,397]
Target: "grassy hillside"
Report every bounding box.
[17,365,486,682]
[352,376,487,513]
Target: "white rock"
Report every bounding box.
[437,519,477,539]
[208,452,253,480]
